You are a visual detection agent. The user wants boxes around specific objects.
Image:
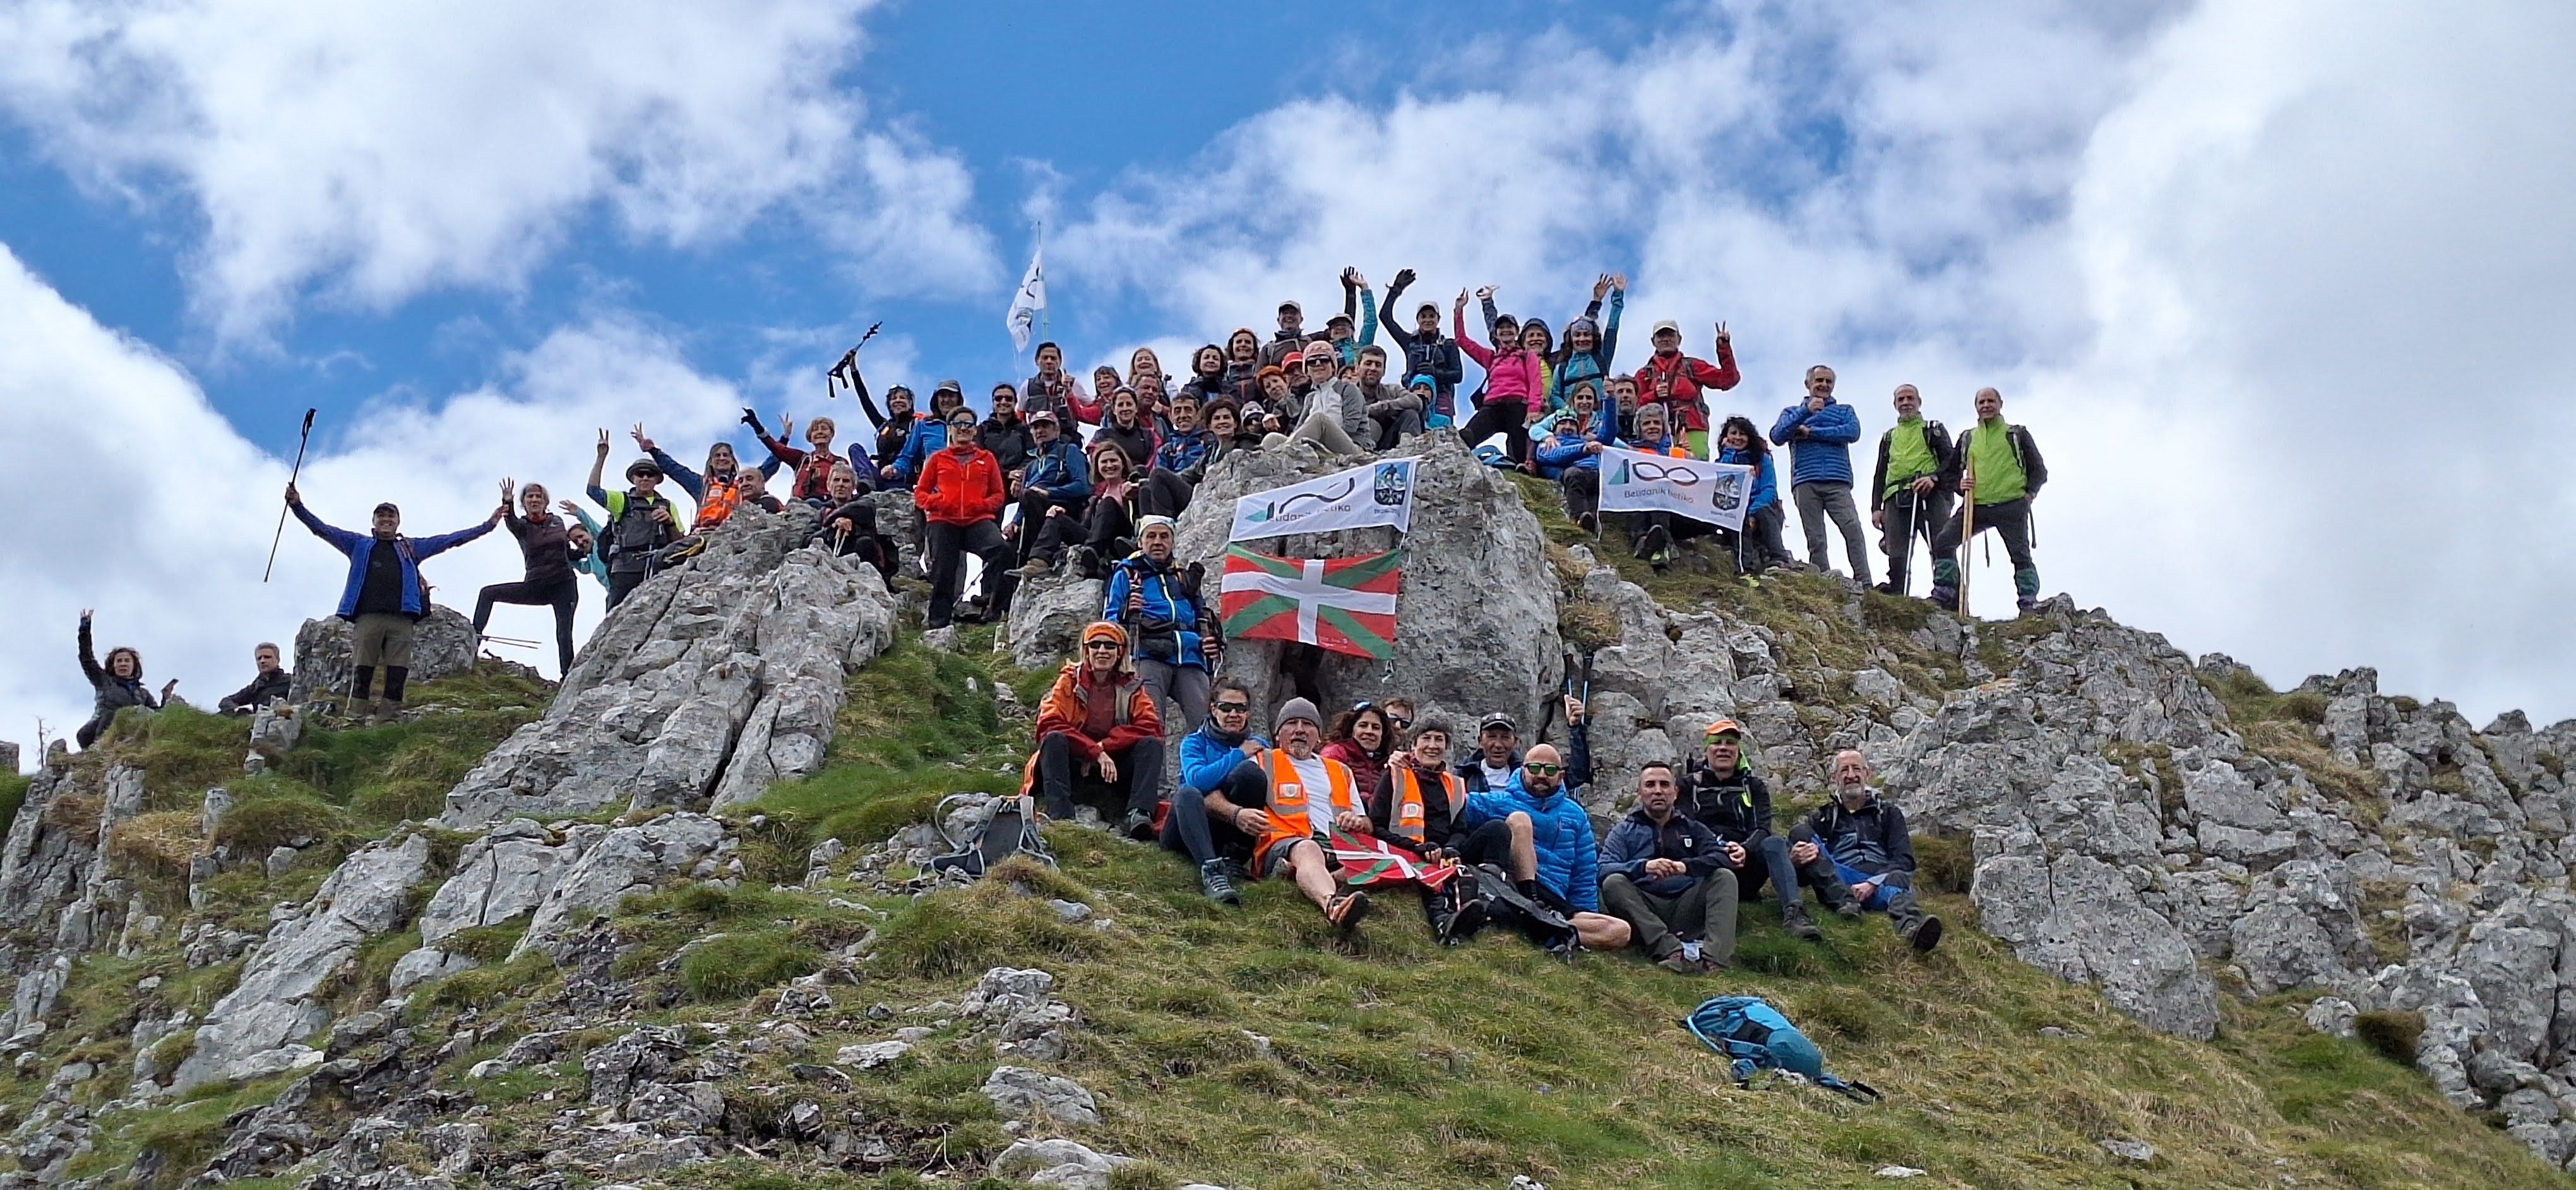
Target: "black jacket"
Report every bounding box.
[1935,423,2047,505]
[1868,419,1955,512]
[1380,286,1465,409]
[979,416,1037,476]
[1803,795,1917,889]
[1685,762,1776,847]
[1597,808,1728,897]
[218,668,293,715]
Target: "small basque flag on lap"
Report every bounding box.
[1218,545,1403,660]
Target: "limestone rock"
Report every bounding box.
[835,1041,912,1069]
[440,512,897,825]
[1972,828,2218,1039]
[989,1138,1135,1190]
[1171,436,1561,731]
[1006,571,1107,671]
[983,1064,1101,1126]
[172,832,432,1089]
[511,813,727,960]
[290,604,478,706]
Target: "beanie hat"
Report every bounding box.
[1407,373,1436,390]
[1276,697,1322,731]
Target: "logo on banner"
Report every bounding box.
[1600,447,1753,531]
[1230,458,1418,541]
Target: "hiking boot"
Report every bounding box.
[1068,545,1100,578]
[369,700,403,726]
[1575,512,1599,534]
[1633,522,1671,560]
[1198,859,1241,906]
[1907,915,1945,953]
[1440,896,1488,946]
[1871,580,1902,596]
[1657,951,1700,975]
[1119,809,1155,842]
[1926,584,1959,613]
[1782,905,1824,941]
[1835,900,1865,920]
[2015,598,2041,615]
[1012,558,1054,579]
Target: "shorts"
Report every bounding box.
[1257,836,1311,880]
[1527,880,1580,917]
[352,613,418,668]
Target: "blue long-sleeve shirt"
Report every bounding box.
[1179,721,1270,793]
[1022,439,1091,503]
[1768,400,1862,487]
[1532,431,1601,479]
[1717,445,1780,515]
[891,419,952,481]
[647,447,705,501]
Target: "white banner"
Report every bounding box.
[1229,457,1418,541]
[1598,447,1754,531]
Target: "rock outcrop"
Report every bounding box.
[0,764,146,1043]
[1174,436,1564,733]
[440,512,898,825]
[290,605,479,706]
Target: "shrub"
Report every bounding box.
[2354,1010,2425,1066]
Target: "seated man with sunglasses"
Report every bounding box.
[1455,742,1631,954]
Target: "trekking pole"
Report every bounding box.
[263,409,318,582]
[1957,453,1977,614]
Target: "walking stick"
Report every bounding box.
[1957,452,1977,615]
[263,409,318,582]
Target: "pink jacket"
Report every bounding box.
[1457,310,1544,409]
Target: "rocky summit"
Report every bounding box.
[0,455,2570,1188]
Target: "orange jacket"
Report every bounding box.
[1033,662,1160,762]
[917,445,1005,526]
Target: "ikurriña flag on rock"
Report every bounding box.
[1218,545,1403,660]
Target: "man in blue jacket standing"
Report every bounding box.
[1770,365,1872,586]
[1102,517,1217,735]
[286,479,503,722]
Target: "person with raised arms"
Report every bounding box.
[73,611,176,747]
[285,477,503,721]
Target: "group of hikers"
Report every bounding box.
[1027,617,1944,963]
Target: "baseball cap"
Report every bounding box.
[1650,319,1681,336]
[1703,718,1744,742]
[1477,712,1517,733]
[1027,407,1059,425]
[372,502,400,516]
[1279,299,1302,314]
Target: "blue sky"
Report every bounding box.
[2,0,2572,755]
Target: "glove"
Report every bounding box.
[740,407,763,430]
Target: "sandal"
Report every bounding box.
[1325,890,1373,936]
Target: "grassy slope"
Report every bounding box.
[6,549,2563,1188]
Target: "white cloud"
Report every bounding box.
[1049,0,2576,722]
[0,242,760,766]
[0,0,996,339]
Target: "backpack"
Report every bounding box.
[605,493,675,574]
[1683,995,1883,1103]
[926,793,1054,880]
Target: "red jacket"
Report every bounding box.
[1032,663,1160,761]
[1633,346,1742,433]
[917,445,1005,526]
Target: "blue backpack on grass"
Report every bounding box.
[1683,996,1883,1103]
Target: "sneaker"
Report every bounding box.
[1012,558,1053,579]
[1440,897,1488,945]
[1908,915,1945,953]
[1575,512,1599,534]
[1198,859,1241,906]
[1119,809,1155,842]
[1633,522,1670,560]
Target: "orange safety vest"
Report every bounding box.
[1385,766,1463,843]
[1257,748,1359,858]
[692,475,746,531]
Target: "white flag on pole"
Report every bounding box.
[1597,447,1755,531]
[1006,248,1046,351]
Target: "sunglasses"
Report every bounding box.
[1388,716,1412,730]
[1212,702,1250,714]
[1083,640,1121,650]
[1524,762,1563,776]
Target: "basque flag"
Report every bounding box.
[1218,545,1403,660]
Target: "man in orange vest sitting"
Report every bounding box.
[1029,622,1166,826]
[1369,714,1529,944]
[1198,697,1376,935]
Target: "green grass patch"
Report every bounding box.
[680,929,823,1001]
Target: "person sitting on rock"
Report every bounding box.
[1686,719,1845,941]
[74,610,176,747]
[917,406,1011,630]
[1321,703,1398,802]
[1456,738,1631,953]
[1170,679,1271,905]
[979,384,1037,482]
[1796,750,1943,952]
[216,641,292,717]
[1352,346,1422,450]
[1102,517,1217,735]
[1005,408,1092,577]
[749,409,848,504]
[1599,760,1738,974]
[1456,711,1525,794]
[1714,414,1791,579]
[1027,622,1165,831]
[1926,386,2048,615]
[1024,440,1142,581]
[1625,403,1716,574]
[631,424,759,531]
[1367,714,1524,944]
[286,478,503,722]
[1196,697,1376,934]
[730,466,785,515]
[809,463,897,583]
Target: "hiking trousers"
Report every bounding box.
[1037,732,1166,822]
[1134,659,1210,735]
[1931,496,2038,601]
[1877,488,1951,595]
[924,519,1009,629]
[474,576,579,673]
[1793,481,1871,584]
[1457,399,1529,464]
[1601,871,1739,966]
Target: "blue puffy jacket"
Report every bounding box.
[1768,400,1861,487]
[1532,430,1600,479]
[293,503,494,620]
[1022,438,1091,503]
[1102,554,1209,671]
[891,419,952,481]
[1179,721,1269,793]
[1716,444,1779,514]
[1462,779,1603,912]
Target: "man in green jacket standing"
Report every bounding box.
[1869,383,1953,596]
[1928,388,2048,615]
